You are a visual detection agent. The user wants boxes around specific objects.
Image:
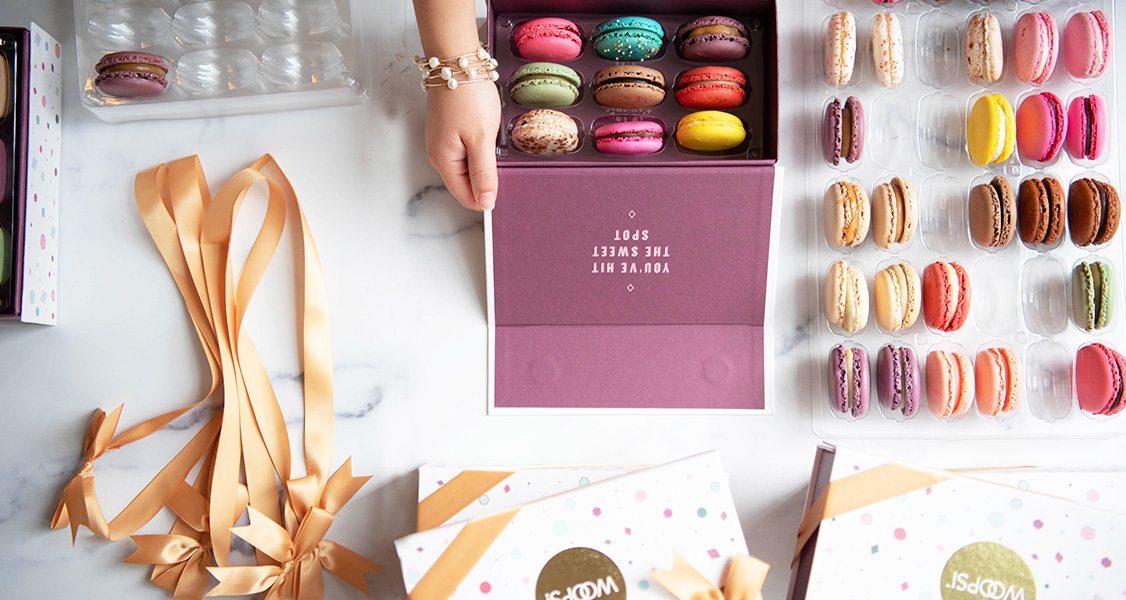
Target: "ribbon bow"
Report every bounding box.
[125,482,250,600]
[654,553,769,600]
[51,407,122,541]
[207,459,381,600]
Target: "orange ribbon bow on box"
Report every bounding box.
[655,553,770,600]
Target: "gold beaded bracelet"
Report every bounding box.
[414,44,500,91]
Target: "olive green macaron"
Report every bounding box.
[1072,260,1114,331]
[509,62,580,108]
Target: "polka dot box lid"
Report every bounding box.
[395,451,747,598]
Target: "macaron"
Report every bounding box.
[829,345,870,418]
[514,18,582,61]
[872,13,905,87]
[1062,11,1110,80]
[592,17,664,62]
[1013,12,1059,84]
[926,349,974,418]
[825,11,857,87]
[1016,92,1066,164]
[1072,260,1114,332]
[822,96,864,166]
[823,180,870,248]
[873,262,920,333]
[965,13,1004,83]
[871,176,916,248]
[674,110,745,152]
[825,260,869,333]
[593,65,665,109]
[94,51,169,98]
[1068,178,1120,247]
[968,176,1017,249]
[0,142,6,202]
[510,109,579,155]
[1075,343,1125,416]
[1017,176,1066,246]
[975,347,1023,418]
[877,344,920,418]
[0,226,10,285]
[675,66,745,110]
[509,62,580,108]
[1065,94,1108,162]
[593,120,664,156]
[967,94,1015,166]
[676,16,749,62]
[0,57,10,119]
[922,260,970,333]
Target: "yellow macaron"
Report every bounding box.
[967,94,1015,166]
[675,110,746,151]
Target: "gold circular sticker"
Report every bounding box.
[940,542,1036,600]
[535,547,627,600]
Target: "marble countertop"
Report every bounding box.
[1,1,1124,598]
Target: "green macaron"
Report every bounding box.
[1072,260,1114,331]
[0,226,10,285]
[509,62,580,108]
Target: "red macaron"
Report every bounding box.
[1016,92,1066,164]
[675,66,746,109]
[1065,93,1107,162]
[1076,343,1126,416]
[922,261,970,333]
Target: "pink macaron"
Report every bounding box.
[1016,92,1065,164]
[594,120,664,156]
[514,18,582,61]
[1013,12,1058,84]
[94,51,169,98]
[1062,10,1110,79]
[1065,93,1107,162]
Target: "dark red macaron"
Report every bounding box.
[94,51,169,98]
[674,66,746,109]
[675,16,749,62]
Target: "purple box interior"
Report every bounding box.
[0,27,29,318]
[488,0,778,167]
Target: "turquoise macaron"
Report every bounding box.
[592,17,665,61]
[509,62,581,107]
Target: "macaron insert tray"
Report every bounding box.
[491,11,775,164]
[73,0,364,122]
[806,0,1123,438]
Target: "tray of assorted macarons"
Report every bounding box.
[72,0,366,121]
[807,0,1123,438]
[486,8,776,164]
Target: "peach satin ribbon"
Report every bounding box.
[654,553,770,600]
[51,155,379,599]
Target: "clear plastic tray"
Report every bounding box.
[806,0,1123,438]
[74,0,367,122]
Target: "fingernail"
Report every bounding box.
[478,191,496,210]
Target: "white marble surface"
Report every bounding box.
[0,1,1124,599]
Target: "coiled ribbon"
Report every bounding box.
[51,155,380,599]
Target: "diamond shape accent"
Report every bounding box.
[628,210,636,219]
[707,549,720,559]
[627,284,635,292]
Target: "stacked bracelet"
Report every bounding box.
[414,44,500,91]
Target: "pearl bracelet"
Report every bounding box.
[414,44,500,91]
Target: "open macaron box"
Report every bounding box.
[806,0,1124,437]
[0,25,60,326]
[485,0,781,413]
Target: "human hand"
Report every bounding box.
[424,82,502,211]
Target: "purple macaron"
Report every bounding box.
[94,51,169,98]
[676,16,749,62]
[823,96,864,166]
[829,344,870,418]
[877,344,920,417]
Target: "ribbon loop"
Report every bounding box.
[654,553,769,600]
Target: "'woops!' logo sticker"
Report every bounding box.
[941,542,1036,600]
[536,547,626,600]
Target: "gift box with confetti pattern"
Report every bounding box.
[790,445,1126,599]
[396,451,751,599]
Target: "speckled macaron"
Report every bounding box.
[592,17,665,61]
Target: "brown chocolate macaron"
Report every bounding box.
[968,176,1016,248]
[1069,178,1121,247]
[1018,177,1065,245]
[593,65,665,109]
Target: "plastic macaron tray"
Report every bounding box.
[490,12,772,163]
[73,0,363,121]
[806,0,1123,438]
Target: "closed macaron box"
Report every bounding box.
[485,0,780,413]
[0,24,61,325]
